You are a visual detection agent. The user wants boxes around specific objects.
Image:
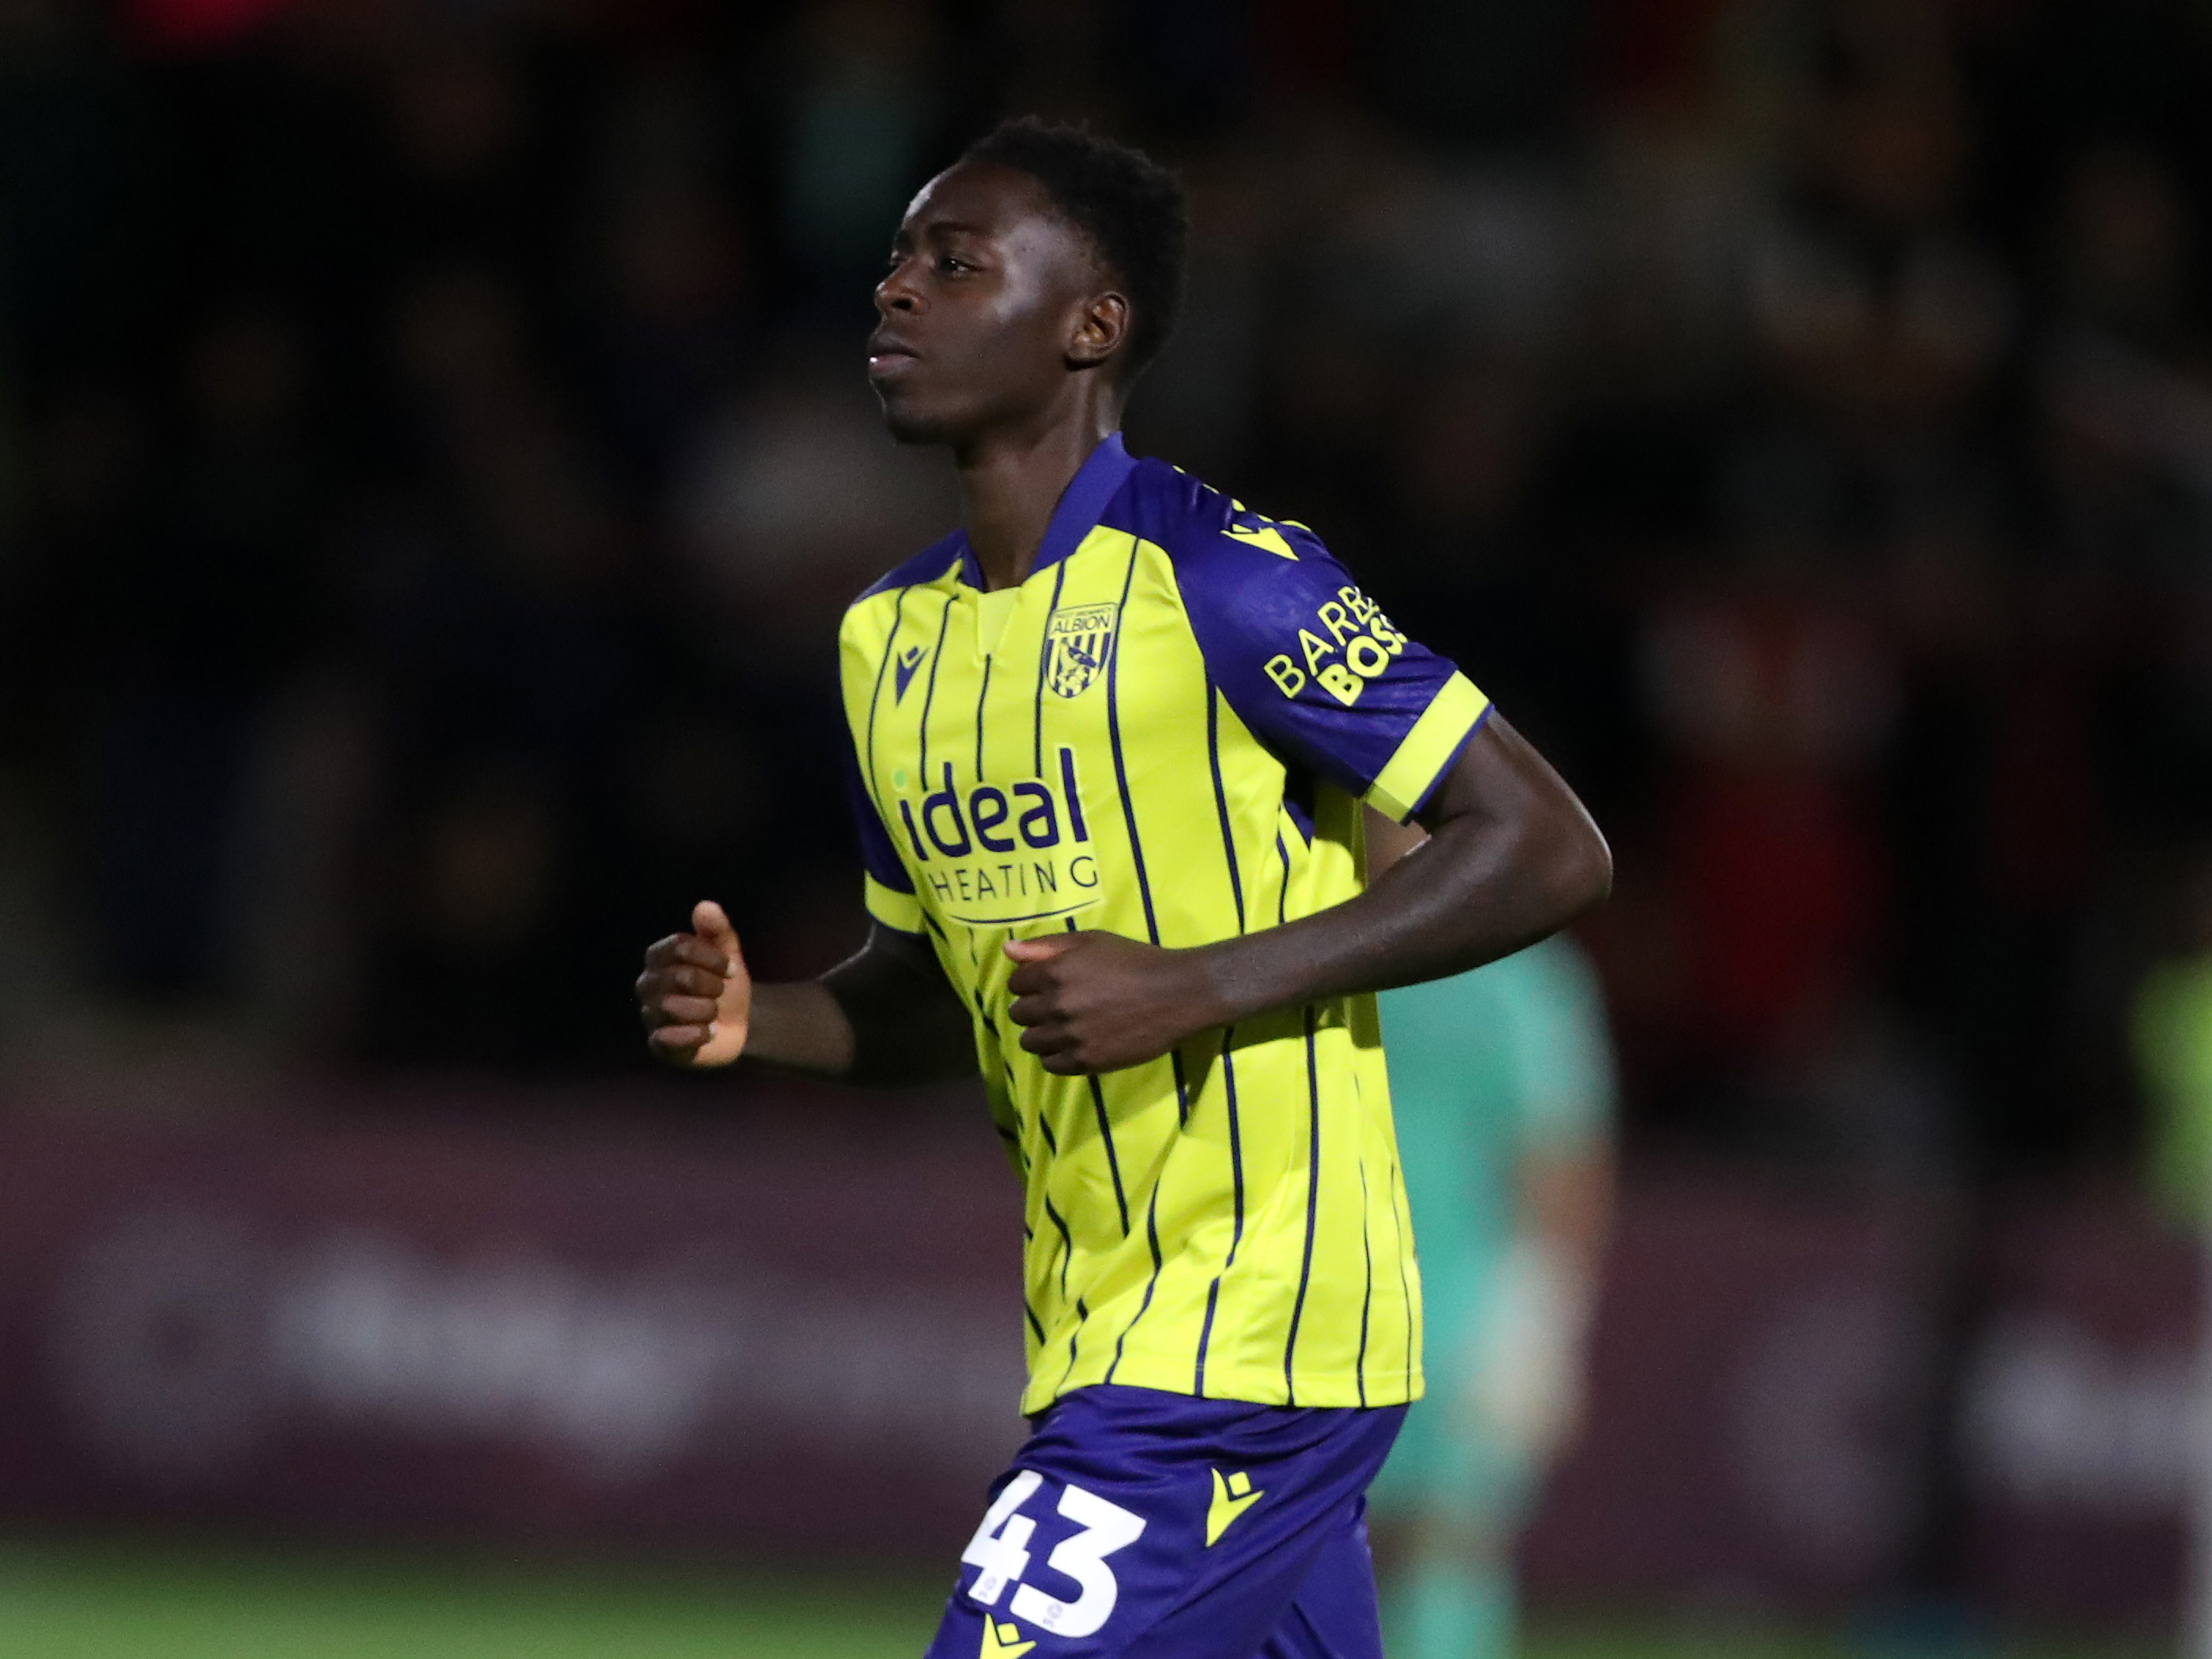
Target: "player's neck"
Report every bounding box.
[953,400,1121,590]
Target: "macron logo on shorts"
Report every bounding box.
[1205,1468,1263,1546]
[979,1618,1035,1657]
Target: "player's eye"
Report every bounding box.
[939,255,972,274]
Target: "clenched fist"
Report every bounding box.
[636,900,751,1067]
[1004,931,1225,1074]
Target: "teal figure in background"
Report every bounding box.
[1367,920,1617,1659]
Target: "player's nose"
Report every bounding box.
[874,262,923,315]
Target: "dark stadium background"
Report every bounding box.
[0,0,2206,1653]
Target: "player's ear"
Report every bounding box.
[1067,291,1130,371]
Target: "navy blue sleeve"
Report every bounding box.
[1172,515,1492,822]
[843,745,926,932]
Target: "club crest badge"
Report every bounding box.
[1045,603,1119,698]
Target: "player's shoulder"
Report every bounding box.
[843,530,966,623]
[1100,456,1337,571]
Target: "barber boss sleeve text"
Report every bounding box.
[1262,586,1409,706]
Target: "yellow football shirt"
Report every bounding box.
[838,434,1491,1415]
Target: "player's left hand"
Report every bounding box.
[1004,931,1221,1074]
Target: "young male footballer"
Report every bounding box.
[635,119,1611,1659]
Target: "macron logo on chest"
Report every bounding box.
[894,644,928,702]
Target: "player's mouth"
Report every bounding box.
[866,334,921,381]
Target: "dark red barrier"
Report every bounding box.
[0,1102,2196,1629]
[0,1092,1028,1558]
[1522,1171,1946,1609]
[1959,1201,2199,1626]
[1524,1171,2198,1631]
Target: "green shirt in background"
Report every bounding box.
[1380,934,1616,1349]
[2134,954,2212,1227]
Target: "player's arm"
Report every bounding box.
[636,901,977,1085]
[1522,1139,1614,1275]
[1516,1140,1615,1436]
[1004,712,1610,1073]
[1498,943,1618,1450]
[1216,708,1610,1006]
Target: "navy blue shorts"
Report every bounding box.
[925,1385,1407,1659]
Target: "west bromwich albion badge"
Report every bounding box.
[1045,603,1119,698]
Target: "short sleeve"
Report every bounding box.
[843,747,925,934]
[1174,519,1491,822]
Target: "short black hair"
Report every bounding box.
[961,117,1187,385]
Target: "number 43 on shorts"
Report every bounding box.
[960,1470,1147,1639]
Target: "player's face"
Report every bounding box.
[868,161,1112,445]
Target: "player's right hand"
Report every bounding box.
[636,900,751,1068]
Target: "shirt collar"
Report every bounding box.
[956,432,1137,589]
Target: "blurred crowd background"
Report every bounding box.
[6,0,2212,1203]
[4,0,2212,1644]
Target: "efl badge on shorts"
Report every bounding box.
[1045,603,1119,698]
